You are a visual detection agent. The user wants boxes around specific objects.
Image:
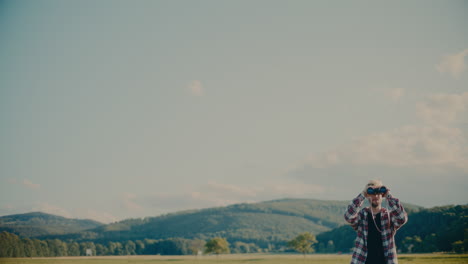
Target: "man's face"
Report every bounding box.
[368,186,383,208]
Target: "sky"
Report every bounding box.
[1,1,467,224]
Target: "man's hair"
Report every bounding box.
[367,179,383,187]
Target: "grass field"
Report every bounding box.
[1,254,467,264]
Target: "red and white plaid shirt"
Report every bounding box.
[344,192,408,264]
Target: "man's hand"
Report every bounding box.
[383,187,390,198]
[362,184,370,198]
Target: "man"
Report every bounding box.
[344,180,408,264]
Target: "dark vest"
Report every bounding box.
[366,212,386,264]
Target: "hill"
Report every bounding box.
[7,199,465,257]
[88,198,349,245]
[316,204,467,253]
[34,198,349,246]
[0,212,103,238]
[38,198,422,247]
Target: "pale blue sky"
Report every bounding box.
[1,1,467,223]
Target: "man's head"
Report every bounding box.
[365,179,385,208]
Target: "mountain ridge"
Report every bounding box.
[1,200,465,256]
[0,197,425,243]
[0,211,103,238]
[0,198,423,248]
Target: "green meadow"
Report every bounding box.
[1,254,467,264]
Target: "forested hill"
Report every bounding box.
[316,204,467,253]
[0,212,103,238]
[88,198,350,245]
[1,202,465,257]
[37,198,422,246]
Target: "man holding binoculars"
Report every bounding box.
[344,180,408,264]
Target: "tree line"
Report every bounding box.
[1,205,466,257]
[3,227,466,258]
[0,232,257,257]
[316,204,467,254]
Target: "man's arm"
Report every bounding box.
[386,192,408,231]
[344,193,365,231]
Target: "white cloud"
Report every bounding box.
[7,178,17,184]
[294,92,468,174]
[22,179,40,190]
[129,180,327,217]
[416,92,468,126]
[183,182,259,207]
[121,192,144,211]
[269,182,326,197]
[6,178,40,190]
[284,93,468,207]
[33,202,73,218]
[351,125,465,169]
[200,181,325,202]
[188,80,204,96]
[384,88,405,102]
[0,204,20,217]
[205,181,259,198]
[73,209,118,224]
[436,49,468,78]
[306,150,342,169]
[31,202,118,223]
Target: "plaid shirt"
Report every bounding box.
[344,193,408,264]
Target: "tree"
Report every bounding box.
[0,232,17,257]
[422,233,438,252]
[326,240,335,253]
[154,238,187,255]
[142,239,158,255]
[135,240,145,255]
[79,242,95,256]
[106,242,124,255]
[95,243,108,256]
[33,239,46,257]
[189,239,205,255]
[288,232,318,256]
[114,242,125,255]
[403,236,423,253]
[36,240,50,257]
[452,241,464,254]
[204,237,230,255]
[107,242,118,255]
[125,241,136,255]
[48,239,67,257]
[68,242,80,256]
[233,241,250,253]
[22,238,36,257]
[10,233,24,257]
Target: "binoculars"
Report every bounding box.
[367,186,387,195]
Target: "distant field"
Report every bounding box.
[1,254,467,264]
